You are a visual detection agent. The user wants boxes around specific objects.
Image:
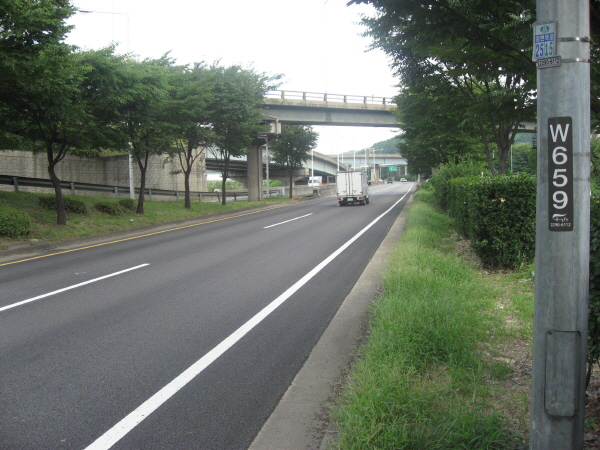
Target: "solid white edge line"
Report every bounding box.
[263,213,313,229]
[84,189,412,450]
[0,264,150,313]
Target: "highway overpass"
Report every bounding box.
[261,90,398,127]
[242,90,401,201]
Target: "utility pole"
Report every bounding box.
[530,0,590,448]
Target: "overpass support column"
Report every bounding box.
[247,144,263,202]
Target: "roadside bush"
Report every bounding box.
[38,195,88,214]
[588,196,600,386]
[117,198,135,211]
[444,174,536,269]
[446,176,478,236]
[0,207,31,238]
[94,201,125,215]
[38,195,56,210]
[430,162,488,210]
[468,174,536,268]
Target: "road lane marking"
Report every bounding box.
[83,187,413,450]
[0,264,149,313]
[0,202,304,267]
[263,213,313,229]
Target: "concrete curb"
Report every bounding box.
[248,192,415,450]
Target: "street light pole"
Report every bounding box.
[78,10,130,53]
[78,9,134,199]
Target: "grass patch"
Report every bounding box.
[0,190,293,244]
[332,189,531,449]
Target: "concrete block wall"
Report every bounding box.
[0,150,207,199]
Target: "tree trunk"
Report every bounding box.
[183,144,194,210]
[135,151,149,214]
[496,129,513,175]
[184,168,191,209]
[221,157,230,206]
[479,124,496,175]
[289,173,293,198]
[47,163,67,226]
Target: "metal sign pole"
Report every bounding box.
[530,1,591,449]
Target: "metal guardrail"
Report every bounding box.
[0,175,281,202]
[265,90,392,106]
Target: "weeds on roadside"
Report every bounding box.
[333,190,523,449]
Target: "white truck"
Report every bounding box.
[336,170,370,206]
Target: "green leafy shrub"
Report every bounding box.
[118,198,135,211]
[64,197,87,214]
[446,176,478,236]
[94,201,125,215]
[38,195,88,214]
[38,195,56,210]
[587,196,600,386]
[468,174,536,268]
[0,207,31,238]
[445,174,536,269]
[430,162,487,210]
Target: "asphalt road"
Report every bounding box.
[0,182,414,450]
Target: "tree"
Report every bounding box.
[0,0,74,56]
[208,64,280,205]
[105,56,173,214]
[0,46,126,224]
[350,0,537,174]
[271,125,319,198]
[0,0,86,225]
[165,62,215,209]
[394,78,483,176]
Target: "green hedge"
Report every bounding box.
[38,195,88,214]
[0,207,31,238]
[430,162,487,211]
[468,175,536,268]
[588,197,600,384]
[443,174,536,269]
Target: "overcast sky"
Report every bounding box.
[65,0,401,154]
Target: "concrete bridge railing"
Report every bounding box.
[265,90,393,106]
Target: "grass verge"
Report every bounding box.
[332,189,533,450]
[0,190,294,246]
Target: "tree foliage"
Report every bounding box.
[395,78,483,176]
[271,125,319,198]
[165,62,215,209]
[0,45,128,224]
[0,2,283,219]
[0,0,74,56]
[350,0,537,174]
[101,55,174,214]
[208,64,280,205]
